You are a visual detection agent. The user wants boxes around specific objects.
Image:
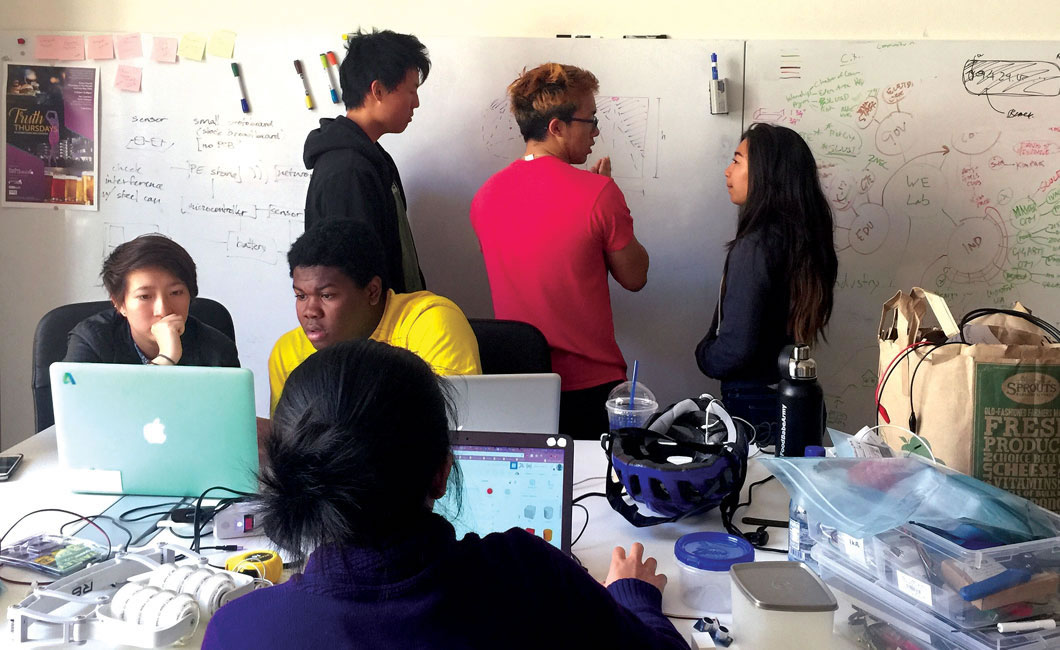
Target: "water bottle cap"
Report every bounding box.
[804,445,826,457]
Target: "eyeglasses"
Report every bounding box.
[568,117,599,129]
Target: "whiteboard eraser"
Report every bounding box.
[691,631,716,649]
[710,79,728,115]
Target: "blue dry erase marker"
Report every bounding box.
[231,62,249,113]
[711,53,719,80]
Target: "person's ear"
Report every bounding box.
[546,117,565,139]
[367,276,383,305]
[113,296,126,317]
[429,454,454,500]
[369,79,387,103]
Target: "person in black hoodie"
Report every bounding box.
[303,29,430,293]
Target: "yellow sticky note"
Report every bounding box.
[207,30,236,59]
[177,33,207,62]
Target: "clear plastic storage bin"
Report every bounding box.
[816,544,1060,650]
[805,508,1060,630]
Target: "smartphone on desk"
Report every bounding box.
[0,454,24,480]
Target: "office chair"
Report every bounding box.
[468,318,551,375]
[31,297,236,432]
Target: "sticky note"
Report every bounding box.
[115,65,142,92]
[151,36,178,63]
[35,35,85,60]
[206,30,236,59]
[86,35,114,60]
[178,33,207,62]
[115,33,143,59]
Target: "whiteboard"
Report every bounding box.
[745,40,1060,431]
[2,33,744,415]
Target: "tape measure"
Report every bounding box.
[225,550,282,584]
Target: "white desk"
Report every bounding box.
[2,430,858,649]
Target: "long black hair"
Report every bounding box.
[259,339,457,558]
[731,123,838,343]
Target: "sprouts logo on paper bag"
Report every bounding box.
[1001,372,1060,405]
[974,364,1060,512]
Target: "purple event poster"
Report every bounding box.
[4,64,98,209]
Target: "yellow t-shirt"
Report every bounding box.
[268,290,481,414]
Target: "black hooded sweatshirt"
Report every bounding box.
[302,115,424,292]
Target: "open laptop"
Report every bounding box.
[49,362,259,497]
[443,373,561,434]
[434,430,574,553]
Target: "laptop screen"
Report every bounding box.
[435,431,573,553]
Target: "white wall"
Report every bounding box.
[2,0,1059,448]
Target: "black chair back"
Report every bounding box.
[468,318,551,375]
[31,297,236,432]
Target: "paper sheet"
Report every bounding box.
[178,33,207,61]
[115,33,143,59]
[114,65,142,92]
[85,35,114,60]
[150,36,179,63]
[207,30,237,58]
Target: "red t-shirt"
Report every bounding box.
[470,156,634,391]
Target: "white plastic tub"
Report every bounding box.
[729,561,838,648]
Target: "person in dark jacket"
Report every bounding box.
[303,29,430,294]
[203,339,687,650]
[64,234,238,367]
[696,123,837,447]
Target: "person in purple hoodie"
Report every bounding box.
[204,339,687,650]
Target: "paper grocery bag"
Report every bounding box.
[878,287,1060,512]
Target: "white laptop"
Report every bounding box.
[443,373,561,434]
[49,362,259,497]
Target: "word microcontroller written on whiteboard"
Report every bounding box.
[745,40,1060,431]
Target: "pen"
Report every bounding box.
[293,60,314,110]
[623,34,669,39]
[231,63,249,114]
[711,53,719,81]
[320,53,339,103]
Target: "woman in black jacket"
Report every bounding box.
[696,123,838,447]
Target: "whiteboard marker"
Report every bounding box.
[231,63,249,113]
[293,59,314,110]
[709,53,728,115]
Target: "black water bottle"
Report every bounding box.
[777,345,824,457]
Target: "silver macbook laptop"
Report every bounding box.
[443,373,561,434]
[434,430,574,553]
[49,362,259,497]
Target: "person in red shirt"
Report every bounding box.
[470,63,649,439]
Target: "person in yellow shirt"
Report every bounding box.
[269,220,481,413]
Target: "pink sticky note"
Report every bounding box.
[34,35,64,59]
[36,35,85,60]
[115,65,142,92]
[115,33,143,59]
[150,36,178,63]
[86,35,114,60]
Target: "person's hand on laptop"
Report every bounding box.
[603,542,667,594]
[151,313,186,364]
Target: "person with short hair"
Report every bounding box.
[696,123,838,444]
[303,28,430,294]
[204,339,685,649]
[64,234,238,367]
[470,63,649,439]
[268,220,480,414]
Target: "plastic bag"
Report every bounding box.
[761,456,1058,542]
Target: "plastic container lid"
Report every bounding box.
[730,561,838,612]
[674,532,755,571]
[606,380,658,411]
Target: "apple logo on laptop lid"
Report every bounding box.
[143,417,167,445]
